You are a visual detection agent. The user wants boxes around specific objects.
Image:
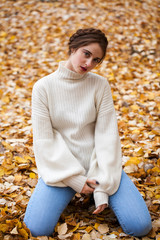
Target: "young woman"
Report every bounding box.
[24,28,152,237]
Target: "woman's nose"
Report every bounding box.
[86,58,92,67]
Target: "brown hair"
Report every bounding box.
[68,28,108,62]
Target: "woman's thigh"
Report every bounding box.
[109,170,152,237]
[24,178,75,237]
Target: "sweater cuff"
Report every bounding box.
[63,175,87,193]
[94,191,109,208]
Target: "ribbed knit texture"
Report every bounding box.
[32,61,122,207]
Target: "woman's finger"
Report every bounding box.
[93,204,108,214]
[93,206,101,214]
[81,183,94,194]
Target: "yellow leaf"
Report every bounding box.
[65,214,77,226]
[132,129,140,134]
[123,144,131,149]
[155,195,160,199]
[152,167,160,173]
[1,96,10,103]
[55,27,61,33]
[1,206,9,215]
[2,159,15,170]
[16,220,22,228]
[148,92,155,100]
[24,155,34,161]
[9,35,16,41]
[97,217,104,221]
[108,72,115,81]
[112,95,117,101]
[125,157,140,166]
[0,167,5,177]
[0,223,9,232]
[131,91,137,95]
[139,111,145,115]
[156,177,160,185]
[121,106,129,113]
[135,147,144,156]
[131,105,139,111]
[72,233,81,240]
[18,228,28,239]
[69,223,79,232]
[14,156,29,164]
[94,223,100,230]
[78,226,86,230]
[2,141,13,151]
[0,31,7,37]
[0,89,3,98]
[29,172,36,179]
[85,226,93,233]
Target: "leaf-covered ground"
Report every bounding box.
[0,0,159,239]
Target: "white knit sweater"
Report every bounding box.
[32,61,122,207]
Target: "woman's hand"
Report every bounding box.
[93,204,108,214]
[81,179,99,194]
[81,179,107,214]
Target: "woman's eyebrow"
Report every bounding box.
[83,49,92,54]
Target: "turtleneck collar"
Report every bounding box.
[56,61,87,81]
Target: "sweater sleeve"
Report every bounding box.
[87,81,122,207]
[32,81,87,193]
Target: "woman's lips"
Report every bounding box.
[80,66,87,71]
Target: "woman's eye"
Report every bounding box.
[84,52,90,57]
[94,58,101,63]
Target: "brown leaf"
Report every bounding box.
[97,224,109,234]
[82,234,91,240]
[57,223,68,235]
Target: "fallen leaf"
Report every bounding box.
[10,226,18,235]
[58,232,73,239]
[82,233,91,240]
[57,223,68,235]
[0,224,9,232]
[97,224,109,234]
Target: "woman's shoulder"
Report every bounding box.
[33,71,56,91]
[87,72,110,88]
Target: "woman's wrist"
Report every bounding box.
[63,175,87,193]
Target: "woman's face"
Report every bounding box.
[65,43,103,74]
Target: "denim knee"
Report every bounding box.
[25,221,54,237]
[24,180,75,237]
[121,213,152,237]
[131,220,152,237]
[109,170,152,237]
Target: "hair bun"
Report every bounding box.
[69,28,107,45]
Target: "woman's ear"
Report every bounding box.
[70,48,76,54]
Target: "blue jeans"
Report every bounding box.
[24,171,152,237]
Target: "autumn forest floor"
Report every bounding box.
[0,0,160,239]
